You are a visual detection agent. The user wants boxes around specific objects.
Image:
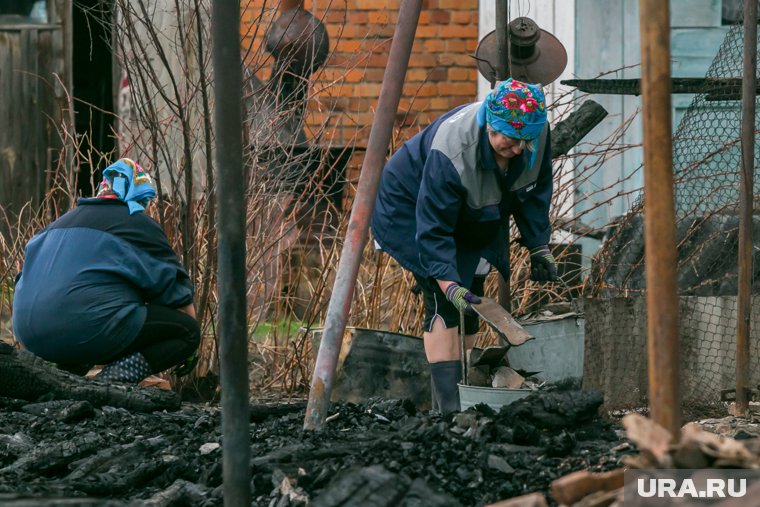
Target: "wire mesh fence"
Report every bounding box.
[585,15,760,420]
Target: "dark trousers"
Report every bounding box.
[108,304,201,373]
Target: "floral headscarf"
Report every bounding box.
[96,158,156,215]
[477,78,547,141]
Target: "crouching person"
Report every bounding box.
[12,158,200,383]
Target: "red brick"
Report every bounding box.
[344,69,366,83]
[348,0,391,9]
[331,25,371,39]
[451,11,474,24]
[324,10,348,23]
[335,39,362,53]
[403,82,438,97]
[430,97,451,110]
[438,0,477,8]
[430,10,451,23]
[364,54,389,67]
[465,39,479,52]
[368,11,392,24]
[428,67,447,81]
[438,82,476,96]
[415,25,438,38]
[348,11,369,23]
[448,67,473,81]
[406,68,429,81]
[439,24,478,39]
[408,53,437,67]
[363,68,386,81]
[438,54,475,66]
[423,39,446,53]
[445,39,467,53]
[354,83,383,97]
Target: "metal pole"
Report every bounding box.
[304,0,423,430]
[212,1,250,504]
[639,0,681,439]
[495,0,511,311]
[736,0,757,414]
[495,0,511,81]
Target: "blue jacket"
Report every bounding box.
[12,198,194,364]
[371,102,553,288]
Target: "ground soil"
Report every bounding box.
[0,385,633,506]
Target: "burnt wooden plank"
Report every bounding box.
[0,342,181,412]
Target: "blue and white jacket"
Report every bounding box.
[13,198,194,364]
[371,102,553,288]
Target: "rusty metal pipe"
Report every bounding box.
[212,0,250,504]
[495,0,511,311]
[736,0,756,414]
[639,0,681,439]
[304,0,423,431]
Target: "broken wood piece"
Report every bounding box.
[491,367,525,389]
[680,422,760,468]
[485,492,548,507]
[622,413,674,465]
[550,469,624,506]
[472,298,534,346]
[571,487,621,507]
[470,346,509,368]
[0,343,180,413]
[467,365,491,387]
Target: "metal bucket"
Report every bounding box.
[507,315,584,383]
[458,384,532,411]
[308,327,431,409]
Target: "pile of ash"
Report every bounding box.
[0,386,632,506]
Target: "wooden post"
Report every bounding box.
[639,0,681,439]
[736,0,757,414]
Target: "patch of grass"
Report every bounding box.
[251,319,303,342]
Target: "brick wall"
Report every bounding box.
[241,0,480,155]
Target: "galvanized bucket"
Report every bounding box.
[507,314,585,383]
[458,384,532,411]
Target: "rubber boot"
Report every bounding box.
[430,360,462,416]
[430,375,440,413]
[95,352,152,384]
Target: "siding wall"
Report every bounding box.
[574,0,729,227]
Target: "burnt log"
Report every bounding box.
[0,432,104,475]
[310,465,459,507]
[550,100,608,158]
[143,479,210,506]
[0,496,120,506]
[0,343,180,412]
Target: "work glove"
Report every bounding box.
[444,283,481,315]
[529,245,559,282]
[172,350,199,377]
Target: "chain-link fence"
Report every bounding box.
[584,16,760,420]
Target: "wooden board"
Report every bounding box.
[472,298,535,346]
